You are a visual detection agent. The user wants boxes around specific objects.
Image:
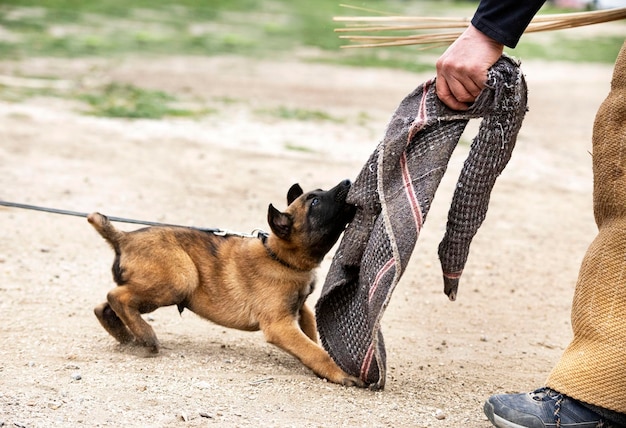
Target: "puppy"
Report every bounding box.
[88,179,363,387]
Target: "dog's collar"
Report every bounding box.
[258,233,308,272]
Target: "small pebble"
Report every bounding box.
[434,409,446,420]
[195,381,212,390]
[71,373,82,381]
[48,401,62,410]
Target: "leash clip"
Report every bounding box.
[212,229,268,239]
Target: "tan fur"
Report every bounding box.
[88,181,364,387]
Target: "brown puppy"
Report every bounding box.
[88,179,363,387]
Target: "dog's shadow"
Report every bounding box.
[100,331,307,377]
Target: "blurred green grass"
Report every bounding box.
[255,106,344,123]
[0,1,622,118]
[77,83,215,118]
[1,0,622,71]
[0,0,439,72]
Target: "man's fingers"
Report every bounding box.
[436,70,487,110]
[434,24,503,111]
[436,75,470,111]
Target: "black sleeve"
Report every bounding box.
[471,0,547,48]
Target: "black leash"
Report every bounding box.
[0,200,222,233]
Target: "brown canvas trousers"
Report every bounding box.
[546,41,626,414]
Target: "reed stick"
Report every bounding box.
[335,6,626,49]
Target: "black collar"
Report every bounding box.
[258,233,308,272]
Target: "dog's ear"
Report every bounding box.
[268,203,293,240]
[287,183,303,205]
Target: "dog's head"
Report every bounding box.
[267,179,355,263]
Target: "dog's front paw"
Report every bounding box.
[341,375,366,388]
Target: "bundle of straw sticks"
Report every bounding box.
[335,5,626,49]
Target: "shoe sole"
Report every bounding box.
[484,400,535,428]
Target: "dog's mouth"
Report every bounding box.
[315,179,355,229]
[336,202,356,229]
[335,182,356,225]
[343,202,356,218]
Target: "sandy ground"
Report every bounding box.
[0,54,616,427]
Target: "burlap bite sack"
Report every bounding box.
[546,42,626,414]
[315,56,528,388]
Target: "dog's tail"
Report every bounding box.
[87,212,124,247]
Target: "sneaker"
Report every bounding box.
[484,387,610,428]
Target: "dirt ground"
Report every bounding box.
[0,53,616,427]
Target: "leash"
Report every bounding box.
[0,200,265,238]
[1,199,308,271]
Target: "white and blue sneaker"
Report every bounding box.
[484,387,616,428]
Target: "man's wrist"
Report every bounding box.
[464,24,504,50]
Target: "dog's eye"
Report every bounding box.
[310,198,320,207]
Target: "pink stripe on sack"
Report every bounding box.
[400,152,424,232]
[360,342,375,380]
[402,80,429,232]
[444,270,463,279]
[408,79,432,140]
[369,258,395,302]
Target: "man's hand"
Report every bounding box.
[436,25,504,110]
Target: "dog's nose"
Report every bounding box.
[340,179,351,187]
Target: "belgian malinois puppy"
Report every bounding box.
[88,179,364,387]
